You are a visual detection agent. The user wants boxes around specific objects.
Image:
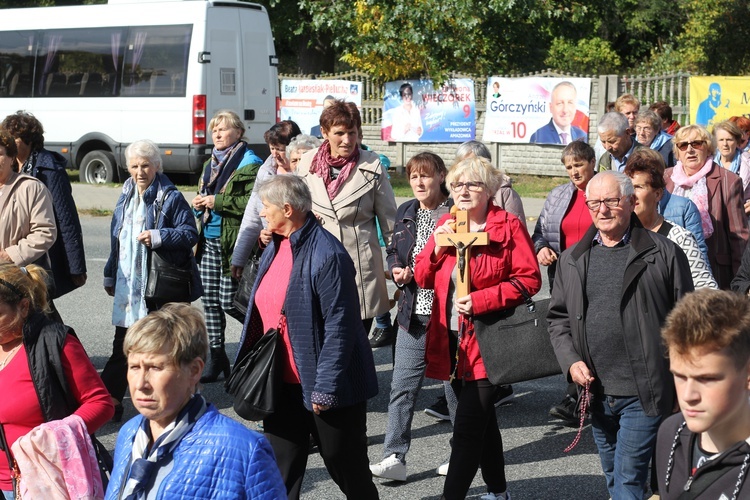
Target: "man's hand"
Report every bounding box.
[537,247,558,266]
[312,403,330,415]
[570,361,595,386]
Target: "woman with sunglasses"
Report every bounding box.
[664,124,749,289]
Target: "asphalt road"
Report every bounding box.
[57,188,611,499]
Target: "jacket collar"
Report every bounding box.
[273,211,319,250]
[570,214,653,260]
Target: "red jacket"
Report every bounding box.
[415,205,541,381]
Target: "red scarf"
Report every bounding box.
[309,140,360,199]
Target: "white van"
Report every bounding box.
[0,0,278,183]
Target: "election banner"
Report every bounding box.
[279,79,362,137]
[690,76,750,128]
[381,79,475,143]
[483,77,591,145]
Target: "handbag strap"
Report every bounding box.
[508,277,536,313]
[153,185,176,228]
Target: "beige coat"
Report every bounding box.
[0,172,56,266]
[298,148,397,320]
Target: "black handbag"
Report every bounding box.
[144,188,193,303]
[473,278,561,385]
[233,244,263,317]
[225,317,282,421]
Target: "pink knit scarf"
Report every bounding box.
[309,140,360,200]
[670,158,715,239]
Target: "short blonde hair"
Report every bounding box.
[208,110,246,139]
[673,124,715,157]
[446,156,503,196]
[124,303,208,366]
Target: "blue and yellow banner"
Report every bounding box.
[690,76,750,128]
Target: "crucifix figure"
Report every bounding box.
[436,208,489,298]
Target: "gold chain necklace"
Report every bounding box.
[0,343,22,370]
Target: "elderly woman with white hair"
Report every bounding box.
[102,139,202,422]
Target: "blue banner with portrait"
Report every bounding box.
[382,79,475,143]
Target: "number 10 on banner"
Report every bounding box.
[511,122,526,139]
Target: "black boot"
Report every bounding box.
[201,347,231,383]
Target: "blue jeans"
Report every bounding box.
[590,395,662,500]
[374,311,392,329]
[2,490,14,500]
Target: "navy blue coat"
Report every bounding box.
[25,149,86,298]
[237,212,378,411]
[386,198,451,331]
[529,119,588,144]
[104,173,202,302]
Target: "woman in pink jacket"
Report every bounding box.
[415,156,541,500]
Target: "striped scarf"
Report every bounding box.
[119,394,207,500]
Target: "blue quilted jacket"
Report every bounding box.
[237,212,378,410]
[106,405,286,499]
[104,173,203,302]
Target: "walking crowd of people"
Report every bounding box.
[1,93,750,500]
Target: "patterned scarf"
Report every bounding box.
[119,394,207,500]
[670,158,715,239]
[201,141,244,196]
[20,149,39,175]
[309,140,360,199]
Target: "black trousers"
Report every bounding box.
[264,383,378,500]
[100,326,128,402]
[443,378,507,499]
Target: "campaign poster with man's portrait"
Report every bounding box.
[279,79,363,137]
[483,77,591,145]
[382,78,475,143]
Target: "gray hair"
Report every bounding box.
[125,139,163,172]
[257,174,312,214]
[286,134,321,157]
[597,112,629,137]
[586,170,634,199]
[454,140,492,162]
[636,110,661,132]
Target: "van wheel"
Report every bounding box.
[79,150,116,184]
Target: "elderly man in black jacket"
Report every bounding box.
[547,170,694,499]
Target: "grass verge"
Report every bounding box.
[388,173,566,199]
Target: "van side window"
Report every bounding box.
[0,24,191,98]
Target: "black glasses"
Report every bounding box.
[675,140,706,151]
[450,181,485,192]
[586,197,623,211]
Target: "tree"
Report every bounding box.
[298,0,551,81]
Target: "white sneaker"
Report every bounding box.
[436,458,449,476]
[370,454,407,481]
[480,492,511,500]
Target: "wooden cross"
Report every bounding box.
[435,209,489,298]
